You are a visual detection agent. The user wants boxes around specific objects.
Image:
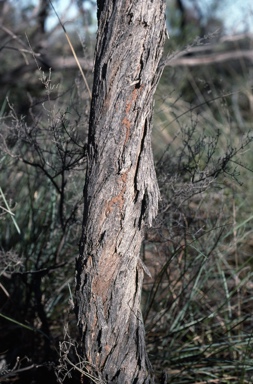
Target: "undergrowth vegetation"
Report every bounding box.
[0,74,89,382]
[142,56,253,383]
[1,2,253,383]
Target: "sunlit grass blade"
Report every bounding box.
[0,187,21,234]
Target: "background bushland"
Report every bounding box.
[1,1,253,383]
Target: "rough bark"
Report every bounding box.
[75,1,166,383]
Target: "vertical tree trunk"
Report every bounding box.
[75,1,166,382]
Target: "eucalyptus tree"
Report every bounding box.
[75,1,167,382]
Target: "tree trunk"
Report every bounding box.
[75,1,166,383]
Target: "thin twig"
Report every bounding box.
[48,0,92,100]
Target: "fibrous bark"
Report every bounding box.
[75,1,166,383]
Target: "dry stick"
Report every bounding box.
[48,0,92,100]
[64,356,105,384]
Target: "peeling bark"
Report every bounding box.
[75,1,166,383]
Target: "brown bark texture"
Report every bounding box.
[75,1,166,383]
